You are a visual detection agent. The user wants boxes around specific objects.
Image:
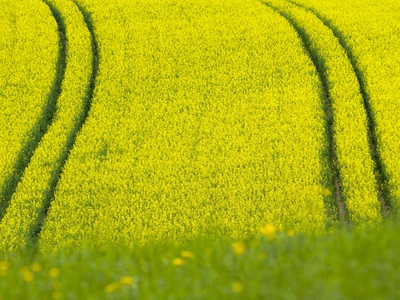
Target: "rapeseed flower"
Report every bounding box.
[0,261,9,276]
[181,251,194,259]
[232,242,246,255]
[49,268,60,278]
[172,258,185,266]
[260,225,276,240]
[232,281,243,293]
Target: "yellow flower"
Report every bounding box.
[120,276,134,285]
[287,230,295,237]
[322,188,332,197]
[105,283,120,293]
[260,225,276,240]
[181,251,194,259]
[31,262,42,272]
[0,261,9,276]
[232,281,243,293]
[172,258,185,266]
[49,268,60,278]
[19,267,33,282]
[232,242,246,255]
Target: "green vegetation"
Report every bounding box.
[1,0,400,298]
[2,224,400,299]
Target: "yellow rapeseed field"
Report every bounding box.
[0,0,92,253]
[294,0,400,216]
[263,0,381,226]
[0,0,58,216]
[39,0,332,251]
[0,0,398,253]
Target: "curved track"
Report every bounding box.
[262,0,383,226]
[289,0,390,217]
[0,0,97,253]
[0,0,66,222]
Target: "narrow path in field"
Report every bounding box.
[0,1,67,222]
[261,2,347,225]
[289,0,390,216]
[31,0,99,240]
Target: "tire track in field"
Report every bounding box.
[31,0,99,241]
[261,2,348,226]
[0,1,67,222]
[288,0,391,216]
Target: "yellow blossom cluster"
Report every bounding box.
[105,275,135,293]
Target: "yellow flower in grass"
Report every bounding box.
[49,268,60,278]
[181,251,194,259]
[232,281,243,293]
[31,262,42,272]
[20,267,33,282]
[120,276,134,285]
[105,283,120,293]
[232,242,246,255]
[0,261,9,276]
[172,258,185,266]
[260,225,276,240]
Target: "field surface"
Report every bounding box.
[1,0,400,253]
[1,0,400,298]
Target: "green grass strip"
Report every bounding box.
[1,223,400,299]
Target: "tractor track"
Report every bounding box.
[288,0,391,217]
[30,0,99,242]
[0,0,67,222]
[261,1,348,226]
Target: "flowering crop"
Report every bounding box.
[39,0,332,252]
[292,0,400,216]
[263,0,382,226]
[0,0,399,254]
[0,0,58,216]
[0,0,92,253]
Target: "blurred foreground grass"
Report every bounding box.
[1,222,400,299]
